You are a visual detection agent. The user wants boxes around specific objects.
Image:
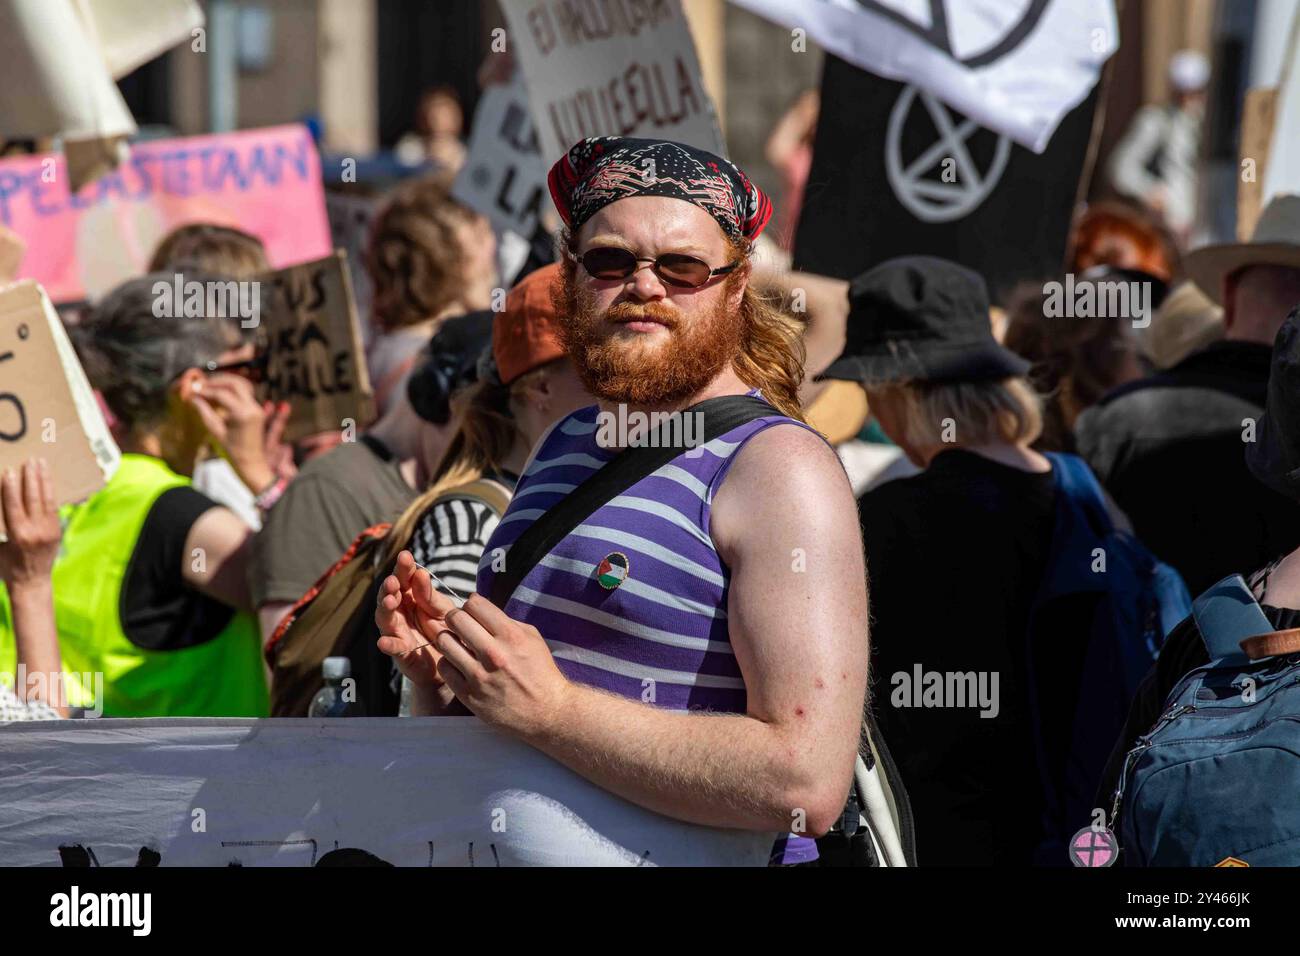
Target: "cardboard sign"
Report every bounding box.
[0,225,23,282]
[0,281,120,537]
[499,0,726,164]
[0,125,332,304]
[794,56,1102,302]
[0,717,774,866]
[261,250,374,441]
[453,73,550,238]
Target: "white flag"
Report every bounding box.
[729,0,1117,153]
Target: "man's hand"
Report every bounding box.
[0,459,60,587]
[376,550,455,690]
[189,372,275,493]
[432,592,572,739]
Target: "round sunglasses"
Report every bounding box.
[203,354,268,385]
[575,246,740,289]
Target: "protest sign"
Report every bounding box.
[499,0,725,164]
[0,225,23,282]
[0,281,120,537]
[0,125,332,304]
[794,56,1103,302]
[261,250,374,441]
[730,0,1116,154]
[0,717,774,866]
[453,72,550,238]
[324,191,378,346]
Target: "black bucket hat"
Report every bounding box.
[817,256,1030,386]
[1247,306,1300,499]
[406,310,494,425]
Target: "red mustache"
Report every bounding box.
[604,301,679,329]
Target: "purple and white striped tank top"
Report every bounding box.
[476,392,815,712]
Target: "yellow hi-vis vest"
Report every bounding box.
[0,454,268,716]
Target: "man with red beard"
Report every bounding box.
[376,137,868,864]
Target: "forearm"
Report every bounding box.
[523,683,826,833]
[8,580,67,714]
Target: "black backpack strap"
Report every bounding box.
[489,394,776,606]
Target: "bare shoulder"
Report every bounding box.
[711,422,856,550]
[1262,547,1300,610]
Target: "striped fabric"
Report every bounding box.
[410,497,503,601]
[477,393,815,712]
[477,391,825,865]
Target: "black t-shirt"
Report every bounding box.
[120,486,235,650]
[858,449,1059,866]
[1076,341,1300,594]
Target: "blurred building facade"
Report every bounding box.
[115,0,1289,244]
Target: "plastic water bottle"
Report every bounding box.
[308,657,364,717]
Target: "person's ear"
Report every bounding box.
[1222,272,1237,332]
[726,261,750,313]
[172,367,205,404]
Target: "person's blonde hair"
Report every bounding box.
[868,376,1043,452]
[148,223,270,279]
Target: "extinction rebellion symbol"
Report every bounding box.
[1068,826,1118,867]
[868,0,1050,223]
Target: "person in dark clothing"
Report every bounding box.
[820,255,1092,866]
[1099,304,1300,814]
[1075,196,1300,595]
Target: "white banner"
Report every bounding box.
[729,0,1117,154]
[499,0,726,165]
[453,73,550,238]
[0,718,774,867]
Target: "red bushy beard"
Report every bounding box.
[555,263,746,406]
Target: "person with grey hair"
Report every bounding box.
[0,273,275,717]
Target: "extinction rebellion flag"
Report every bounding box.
[729,0,1117,153]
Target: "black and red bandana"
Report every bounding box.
[547,137,773,243]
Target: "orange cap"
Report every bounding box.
[494,263,567,385]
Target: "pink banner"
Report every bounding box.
[0,124,332,303]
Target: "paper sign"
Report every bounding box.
[453,73,550,237]
[499,0,726,164]
[0,125,332,304]
[0,281,120,537]
[0,225,23,282]
[261,250,374,441]
[0,717,774,867]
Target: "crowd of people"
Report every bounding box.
[3,105,1300,866]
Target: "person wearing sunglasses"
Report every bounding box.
[377,137,869,865]
[148,229,296,533]
[0,275,275,718]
